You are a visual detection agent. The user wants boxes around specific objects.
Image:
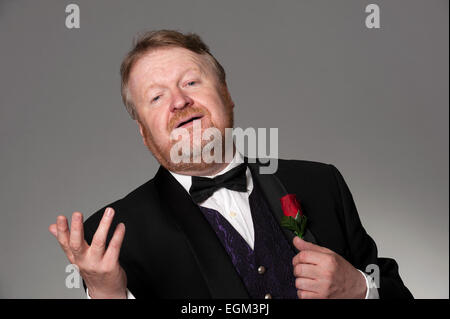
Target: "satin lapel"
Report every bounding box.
[154,166,249,298]
[247,160,317,248]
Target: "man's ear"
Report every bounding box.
[221,82,235,109]
[136,120,149,148]
[230,94,235,109]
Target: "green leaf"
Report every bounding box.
[295,211,302,222]
[299,215,308,238]
[281,214,308,239]
[280,216,300,234]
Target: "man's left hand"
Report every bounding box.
[292,236,367,299]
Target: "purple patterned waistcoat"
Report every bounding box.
[198,178,298,299]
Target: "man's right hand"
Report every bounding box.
[48,207,127,299]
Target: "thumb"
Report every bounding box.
[293,236,328,253]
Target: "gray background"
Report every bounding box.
[0,0,448,298]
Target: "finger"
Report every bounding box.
[90,207,115,257]
[48,224,57,237]
[297,289,320,299]
[293,236,330,254]
[103,223,126,265]
[295,278,320,292]
[56,216,71,250]
[293,263,321,279]
[69,212,88,257]
[292,249,324,266]
[56,216,75,263]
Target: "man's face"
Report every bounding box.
[128,47,234,174]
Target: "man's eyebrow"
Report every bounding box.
[143,67,204,98]
[180,67,204,77]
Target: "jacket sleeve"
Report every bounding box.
[328,164,414,299]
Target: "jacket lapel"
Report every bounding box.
[154,166,249,298]
[247,160,318,249]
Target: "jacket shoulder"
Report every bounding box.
[277,158,332,170]
[276,158,337,178]
[272,158,345,201]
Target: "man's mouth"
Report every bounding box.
[175,114,204,129]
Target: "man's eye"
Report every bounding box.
[187,81,196,86]
[151,96,160,102]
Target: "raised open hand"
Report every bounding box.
[48,207,127,299]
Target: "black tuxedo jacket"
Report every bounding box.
[83,159,413,299]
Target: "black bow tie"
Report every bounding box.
[189,164,248,204]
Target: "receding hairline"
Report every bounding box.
[129,45,221,81]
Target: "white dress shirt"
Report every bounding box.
[87,151,378,299]
[170,151,255,249]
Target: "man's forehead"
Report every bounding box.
[134,47,209,75]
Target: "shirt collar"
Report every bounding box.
[169,151,246,194]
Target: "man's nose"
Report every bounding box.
[169,89,193,112]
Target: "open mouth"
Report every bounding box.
[175,114,204,129]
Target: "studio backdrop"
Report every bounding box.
[0,0,448,298]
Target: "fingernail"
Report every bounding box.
[106,207,113,217]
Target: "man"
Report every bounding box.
[48,30,413,299]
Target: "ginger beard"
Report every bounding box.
[139,92,234,174]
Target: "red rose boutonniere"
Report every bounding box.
[280,194,308,238]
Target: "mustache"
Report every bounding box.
[167,106,210,131]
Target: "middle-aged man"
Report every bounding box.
[48,30,413,299]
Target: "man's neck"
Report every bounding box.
[169,145,238,177]
[190,162,230,177]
